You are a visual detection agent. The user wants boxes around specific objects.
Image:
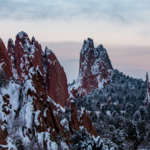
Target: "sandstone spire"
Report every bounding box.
[145,72,150,104]
[69,38,113,98]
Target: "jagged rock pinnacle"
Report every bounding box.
[69,38,113,98]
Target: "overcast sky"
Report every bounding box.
[0,0,150,82]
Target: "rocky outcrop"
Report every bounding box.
[7,38,18,79]
[6,31,69,107]
[0,66,68,149]
[14,32,31,81]
[69,101,80,132]
[14,31,44,81]
[0,38,13,79]
[69,101,97,137]
[0,126,7,146]
[0,34,100,149]
[69,38,113,98]
[21,67,66,138]
[80,108,97,137]
[30,36,43,75]
[44,48,69,107]
[144,72,150,105]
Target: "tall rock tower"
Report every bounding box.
[69,38,113,98]
[144,72,150,104]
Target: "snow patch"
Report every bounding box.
[34,110,41,126]
[61,141,69,150]
[60,118,69,131]
[17,31,27,39]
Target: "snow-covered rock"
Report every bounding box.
[69,38,113,98]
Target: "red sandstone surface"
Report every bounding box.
[70,101,97,137]
[0,38,13,79]
[69,38,113,98]
[45,48,69,107]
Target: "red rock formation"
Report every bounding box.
[45,48,69,107]
[22,67,69,143]
[13,31,68,107]
[30,36,43,75]
[69,38,113,98]
[14,31,31,81]
[69,101,80,132]
[144,72,150,105]
[0,125,7,150]
[14,31,44,82]
[0,34,99,149]
[0,126,7,145]
[7,38,18,79]
[69,100,97,137]
[80,109,97,137]
[7,39,15,66]
[0,38,13,79]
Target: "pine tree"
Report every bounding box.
[15,138,24,150]
[0,69,8,87]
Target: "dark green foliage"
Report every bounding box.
[72,69,148,148]
[96,101,100,108]
[15,138,24,150]
[0,69,8,87]
[69,127,118,150]
[111,129,125,144]
[137,120,146,140]
[55,132,66,149]
[125,120,138,141]
[145,131,150,141]
[69,128,90,150]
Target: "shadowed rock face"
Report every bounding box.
[0,38,13,79]
[69,101,97,137]
[44,48,69,107]
[69,38,113,98]
[80,109,97,137]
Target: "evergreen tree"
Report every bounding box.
[15,138,24,150]
[137,120,146,140]
[0,69,8,87]
[96,101,100,108]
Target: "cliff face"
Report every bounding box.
[0,38,13,79]
[3,31,69,107]
[14,31,43,81]
[0,67,97,150]
[69,38,113,98]
[43,48,69,107]
[0,67,67,149]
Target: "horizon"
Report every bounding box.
[1,0,150,83]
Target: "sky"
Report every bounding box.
[0,0,150,83]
